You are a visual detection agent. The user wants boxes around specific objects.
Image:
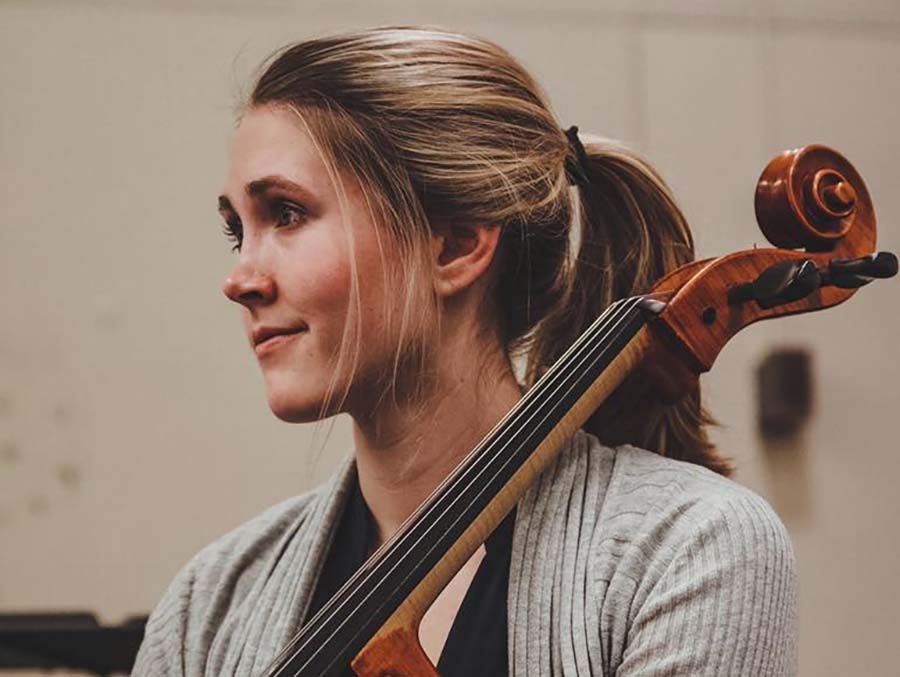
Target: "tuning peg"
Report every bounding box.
[728,259,822,309]
[824,251,898,289]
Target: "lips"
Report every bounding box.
[253,327,307,358]
[252,324,308,347]
[255,331,304,357]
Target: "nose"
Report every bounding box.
[221,260,276,307]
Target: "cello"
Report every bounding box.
[261,144,897,677]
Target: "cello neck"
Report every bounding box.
[264,295,659,677]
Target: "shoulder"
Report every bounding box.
[547,430,795,585]
[180,489,322,603]
[513,430,798,674]
[192,485,326,571]
[522,428,786,530]
[604,438,791,553]
[603,442,798,673]
[133,460,354,675]
[531,429,792,555]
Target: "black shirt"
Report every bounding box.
[304,473,515,676]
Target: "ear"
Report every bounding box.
[430,221,503,297]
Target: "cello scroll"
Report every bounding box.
[643,144,896,401]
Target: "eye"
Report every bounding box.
[221,219,242,253]
[273,201,309,228]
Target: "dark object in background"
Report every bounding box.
[0,612,146,675]
[756,347,814,439]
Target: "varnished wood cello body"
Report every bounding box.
[260,145,897,677]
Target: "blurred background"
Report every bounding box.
[1,0,898,674]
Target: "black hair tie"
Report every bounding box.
[563,125,590,188]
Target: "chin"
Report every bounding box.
[264,379,351,422]
[261,362,354,423]
[266,391,323,423]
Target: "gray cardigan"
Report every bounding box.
[133,430,798,675]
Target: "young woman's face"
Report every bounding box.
[219,105,391,422]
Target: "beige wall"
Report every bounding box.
[1,1,898,674]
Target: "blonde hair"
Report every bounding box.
[247,25,731,475]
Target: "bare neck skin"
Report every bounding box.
[349,310,523,549]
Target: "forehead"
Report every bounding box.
[223,105,332,200]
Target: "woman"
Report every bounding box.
[134,26,797,676]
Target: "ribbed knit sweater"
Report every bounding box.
[133,430,798,676]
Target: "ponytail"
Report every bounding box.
[519,134,733,476]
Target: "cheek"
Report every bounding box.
[311,258,353,313]
[284,237,353,325]
[284,223,397,376]
[353,244,394,340]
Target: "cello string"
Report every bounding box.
[271,296,646,674]
[279,299,643,676]
[271,297,642,676]
[274,297,642,676]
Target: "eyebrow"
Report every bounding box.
[217,175,316,214]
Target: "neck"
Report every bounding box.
[349,332,523,548]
